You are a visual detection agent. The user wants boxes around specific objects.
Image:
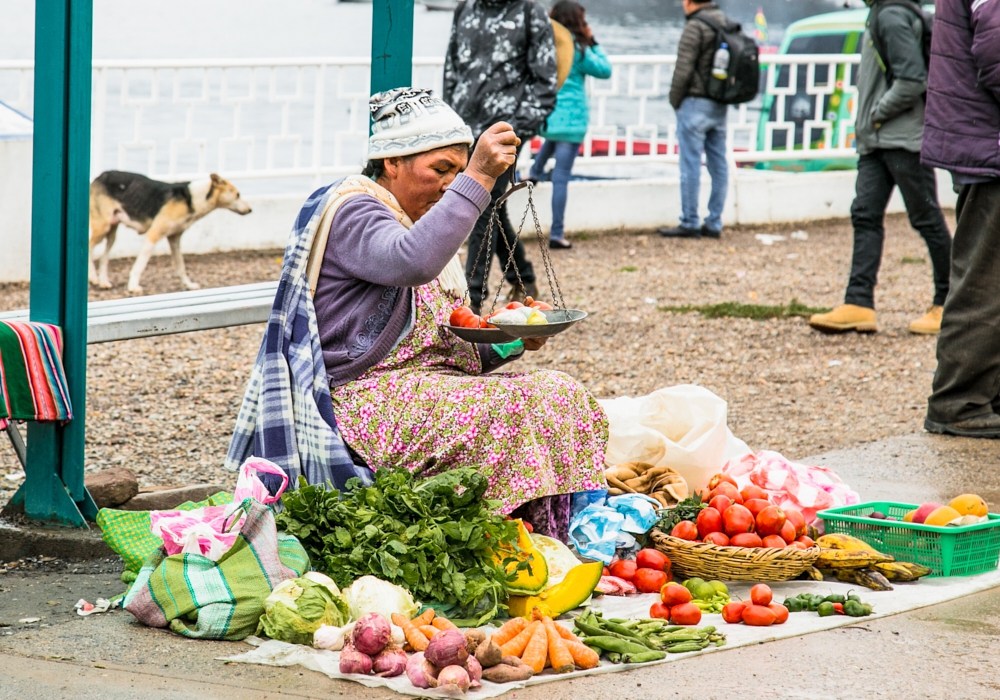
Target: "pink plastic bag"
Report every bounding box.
[722,450,860,525]
[150,458,289,560]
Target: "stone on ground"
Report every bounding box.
[83,467,138,508]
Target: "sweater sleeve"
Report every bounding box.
[579,45,613,80]
[971,0,1000,103]
[329,174,491,287]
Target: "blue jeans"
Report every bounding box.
[677,97,728,232]
[530,139,580,241]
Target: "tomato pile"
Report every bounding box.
[721,584,789,627]
[668,473,815,550]
[606,548,673,594]
[448,298,553,330]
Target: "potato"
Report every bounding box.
[475,638,503,668]
[464,628,486,656]
[482,662,534,683]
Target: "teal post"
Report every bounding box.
[370,0,415,96]
[7,0,96,527]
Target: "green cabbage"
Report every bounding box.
[258,571,349,645]
[343,575,419,621]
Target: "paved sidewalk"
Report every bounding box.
[2,431,999,699]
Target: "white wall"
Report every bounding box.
[0,143,959,284]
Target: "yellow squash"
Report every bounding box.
[494,520,549,596]
[507,560,604,619]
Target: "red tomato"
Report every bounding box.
[529,300,554,311]
[708,495,733,514]
[784,508,807,538]
[660,582,693,606]
[522,521,533,533]
[505,301,525,310]
[696,507,724,538]
[722,504,755,536]
[756,506,787,537]
[750,583,773,606]
[779,520,797,544]
[670,521,699,541]
[634,568,668,593]
[795,535,816,548]
[635,548,670,572]
[743,498,771,519]
[721,601,746,624]
[761,534,787,548]
[608,560,637,582]
[785,541,808,550]
[449,307,475,327]
[767,603,789,624]
[742,604,777,626]
[709,482,743,505]
[669,603,702,626]
[602,566,610,577]
[730,532,763,547]
[740,484,769,503]
[707,473,738,491]
[833,603,845,615]
[649,602,671,620]
[703,531,730,547]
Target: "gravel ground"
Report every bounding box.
[0,212,954,502]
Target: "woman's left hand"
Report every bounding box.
[523,337,548,352]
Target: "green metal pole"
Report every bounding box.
[370,0,415,96]
[11,0,94,527]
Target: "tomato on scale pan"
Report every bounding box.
[448,306,495,329]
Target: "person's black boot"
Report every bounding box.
[700,225,722,239]
[549,238,573,249]
[924,412,1000,438]
[658,225,701,238]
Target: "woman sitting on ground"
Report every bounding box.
[302,88,606,539]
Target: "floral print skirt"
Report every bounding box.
[331,281,608,515]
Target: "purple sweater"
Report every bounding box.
[922,0,1000,178]
[314,173,510,387]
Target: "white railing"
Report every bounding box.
[0,53,860,193]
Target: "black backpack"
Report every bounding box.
[868,0,933,85]
[693,13,760,105]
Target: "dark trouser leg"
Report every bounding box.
[927,180,1000,423]
[882,149,952,306]
[844,151,896,309]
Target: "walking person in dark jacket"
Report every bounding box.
[922,0,1000,437]
[658,0,729,239]
[443,0,558,312]
[809,0,951,336]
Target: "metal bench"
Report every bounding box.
[0,281,278,344]
[1,281,277,469]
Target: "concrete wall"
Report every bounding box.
[0,142,959,284]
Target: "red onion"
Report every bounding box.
[372,642,408,678]
[338,640,373,675]
[437,665,471,694]
[464,655,482,688]
[352,612,392,656]
[405,652,439,689]
[425,629,469,668]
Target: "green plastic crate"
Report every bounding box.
[817,501,1000,577]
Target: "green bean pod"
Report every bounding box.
[621,650,668,664]
[579,635,651,655]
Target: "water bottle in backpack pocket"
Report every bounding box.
[695,14,760,105]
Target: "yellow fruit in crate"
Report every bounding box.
[923,506,962,527]
[949,494,989,518]
[902,510,916,523]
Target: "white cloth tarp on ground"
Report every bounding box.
[219,568,1000,698]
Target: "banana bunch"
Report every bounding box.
[834,567,894,591]
[874,561,934,582]
[815,534,934,590]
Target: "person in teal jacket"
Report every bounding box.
[529,1,612,249]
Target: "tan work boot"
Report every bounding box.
[909,305,943,335]
[808,304,878,333]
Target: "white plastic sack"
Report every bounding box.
[599,385,751,493]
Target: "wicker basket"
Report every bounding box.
[650,528,821,581]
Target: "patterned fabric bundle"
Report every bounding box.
[123,498,309,640]
[0,321,72,430]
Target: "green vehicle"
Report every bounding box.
[755,5,934,172]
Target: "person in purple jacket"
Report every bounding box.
[922,0,1000,437]
[311,89,607,539]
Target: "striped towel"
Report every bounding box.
[0,321,73,430]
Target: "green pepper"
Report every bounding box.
[848,594,862,603]
[824,594,846,604]
[817,602,836,617]
[844,601,865,617]
[784,598,803,612]
[861,604,873,616]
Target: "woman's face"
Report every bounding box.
[379,145,470,221]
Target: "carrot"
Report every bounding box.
[520,622,550,674]
[491,617,529,647]
[392,613,429,652]
[552,623,600,669]
[419,624,440,641]
[541,617,575,673]
[500,620,539,658]
[412,608,436,626]
[431,616,458,631]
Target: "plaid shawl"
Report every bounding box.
[225,182,369,491]
[0,321,73,430]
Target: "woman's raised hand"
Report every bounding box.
[466,122,522,189]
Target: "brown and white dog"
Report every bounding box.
[88,171,252,294]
